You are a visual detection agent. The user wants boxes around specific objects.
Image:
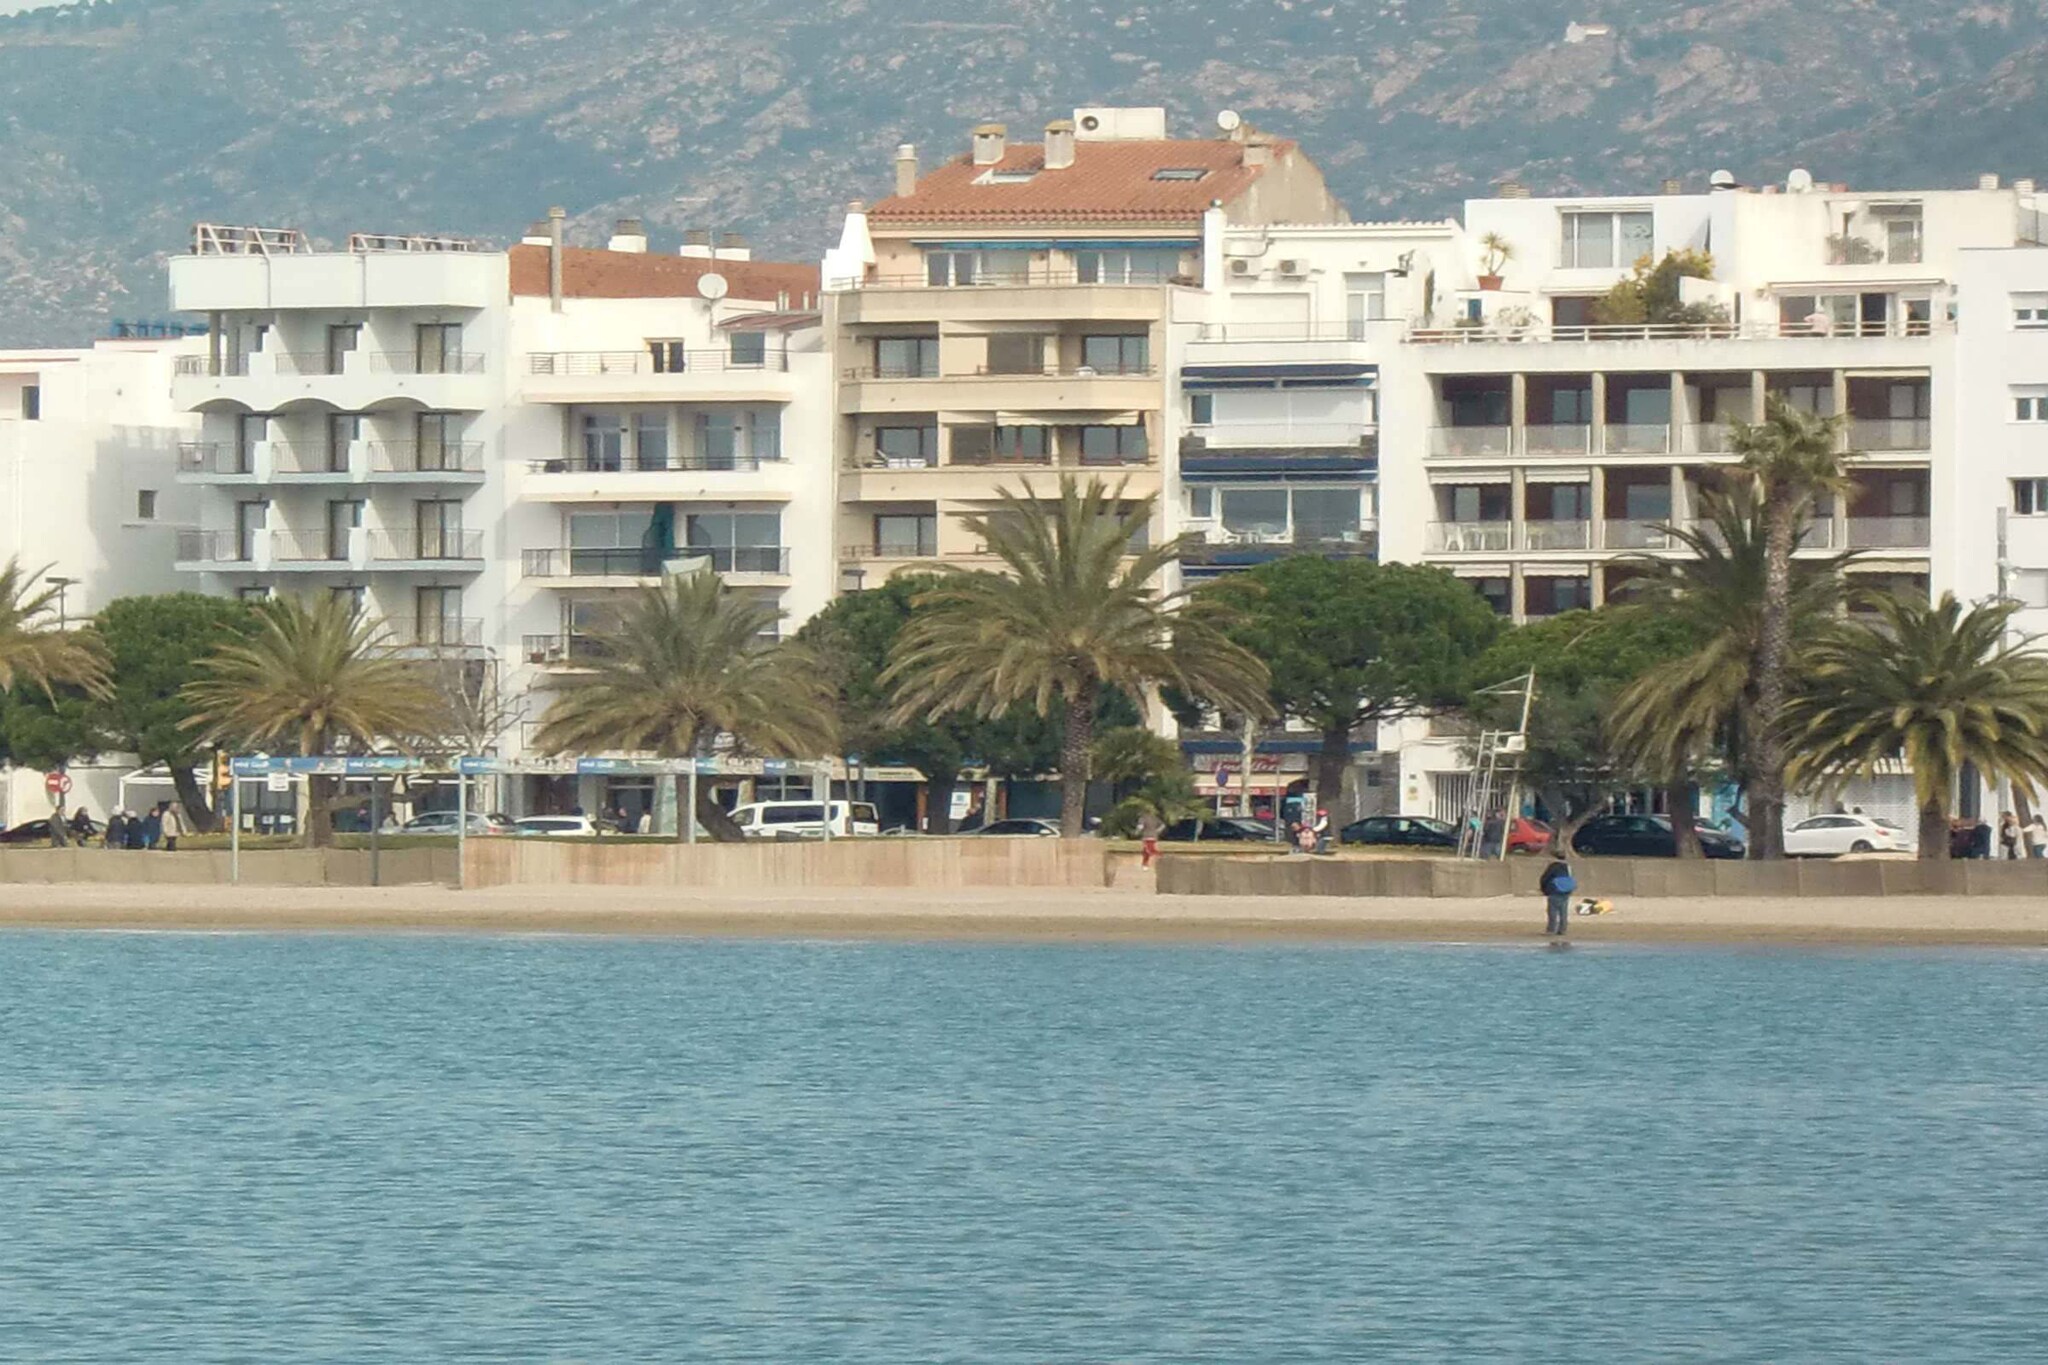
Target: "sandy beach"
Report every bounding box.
[2,881,2047,946]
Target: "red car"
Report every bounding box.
[1505,816,1554,854]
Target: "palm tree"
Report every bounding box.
[884,477,1270,836]
[0,558,113,846]
[1784,593,2048,861]
[1727,398,1857,857]
[531,572,836,841]
[1610,484,1850,856]
[182,594,445,846]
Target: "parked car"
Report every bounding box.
[1572,814,1746,859]
[513,815,599,838]
[0,816,101,844]
[969,818,1062,837]
[1784,813,1911,858]
[1340,815,1458,849]
[728,800,882,840]
[1504,816,1554,854]
[1159,816,1277,843]
[402,811,513,837]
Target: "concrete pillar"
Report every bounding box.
[1510,372,1528,448]
[1752,370,1769,421]
[1831,368,1849,423]
[1590,563,1607,608]
[1510,562,1527,624]
[1669,463,1686,528]
[1590,465,1608,551]
[1670,371,1686,454]
[1510,466,1528,549]
[1590,372,1608,455]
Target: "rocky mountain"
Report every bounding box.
[1,0,2046,342]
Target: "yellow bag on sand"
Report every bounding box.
[1574,897,1616,917]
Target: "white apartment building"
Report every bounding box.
[1172,169,2048,829]
[167,219,831,823]
[0,336,203,824]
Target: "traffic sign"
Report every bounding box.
[44,771,71,797]
[1215,765,1234,788]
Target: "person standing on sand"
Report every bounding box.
[1539,849,1576,938]
[160,801,186,852]
[2000,812,2021,861]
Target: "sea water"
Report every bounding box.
[2,932,2044,1362]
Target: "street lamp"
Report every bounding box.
[46,576,77,631]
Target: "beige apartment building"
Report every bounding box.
[821,107,1346,589]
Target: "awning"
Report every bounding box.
[1182,362,1376,390]
[1524,466,1593,483]
[911,238,1200,251]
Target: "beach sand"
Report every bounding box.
[2,882,2047,946]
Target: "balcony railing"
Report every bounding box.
[367,351,486,376]
[1429,427,1514,458]
[1185,527,1378,558]
[1846,516,1931,549]
[382,617,484,649]
[173,352,486,376]
[1849,417,1932,453]
[528,452,777,474]
[173,355,252,377]
[1522,424,1592,457]
[276,352,345,377]
[832,266,1191,291]
[527,350,790,375]
[1521,520,1593,551]
[522,546,789,578]
[1425,522,1514,554]
[176,442,253,475]
[1604,519,1682,550]
[521,633,615,666]
[370,441,486,474]
[841,539,941,561]
[1407,319,1949,344]
[1182,421,1376,450]
[840,364,1157,381]
[1192,321,1402,342]
[273,530,347,562]
[1604,423,1674,455]
[1685,422,1738,455]
[174,529,246,563]
[269,442,349,475]
[369,530,483,562]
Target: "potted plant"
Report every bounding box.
[1478,232,1513,290]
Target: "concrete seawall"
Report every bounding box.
[0,847,458,886]
[463,836,1119,890]
[1155,854,2048,899]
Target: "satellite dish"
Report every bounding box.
[1787,168,1814,193]
[697,272,728,301]
[1217,109,1243,133]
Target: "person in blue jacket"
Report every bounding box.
[1539,849,1576,937]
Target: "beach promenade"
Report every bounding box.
[6,880,2048,946]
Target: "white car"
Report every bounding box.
[513,815,600,838]
[1784,813,1911,858]
[729,800,881,839]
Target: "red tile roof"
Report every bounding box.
[508,245,820,305]
[869,139,1292,223]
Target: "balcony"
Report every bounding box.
[1603,519,1682,551]
[1406,319,1950,345]
[837,364,1160,416]
[176,442,257,481]
[1429,427,1514,459]
[1846,516,1931,550]
[840,451,1159,502]
[841,538,941,563]
[523,350,798,404]
[831,271,1171,326]
[381,617,485,650]
[173,529,249,567]
[1180,526,1378,573]
[267,443,353,482]
[272,530,350,565]
[1604,423,1674,456]
[368,441,486,478]
[1522,424,1592,457]
[521,633,613,668]
[1520,520,1593,552]
[367,529,484,567]
[522,545,790,581]
[1849,417,1932,454]
[1179,422,1378,475]
[172,350,489,411]
[1425,522,1514,554]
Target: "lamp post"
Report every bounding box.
[46,575,77,630]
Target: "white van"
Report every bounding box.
[728,800,881,840]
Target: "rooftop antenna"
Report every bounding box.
[1217,109,1243,136]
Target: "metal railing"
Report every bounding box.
[369,441,486,474]
[526,350,790,375]
[175,529,247,563]
[176,442,253,475]
[173,351,487,376]
[522,546,788,577]
[1604,423,1674,455]
[1521,424,1593,457]
[1428,427,1514,458]
[521,633,615,666]
[1192,321,1401,342]
[369,530,483,562]
[845,539,940,561]
[1604,519,1680,551]
[272,530,347,562]
[842,363,1156,381]
[366,351,487,376]
[1521,520,1593,551]
[1425,522,1514,554]
[834,266,1190,291]
[382,617,484,648]
[275,352,344,377]
[1407,319,1950,344]
[528,452,777,475]
[1849,417,1933,452]
[1846,516,1931,549]
[1183,421,1375,450]
[269,442,350,475]
[173,355,252,377]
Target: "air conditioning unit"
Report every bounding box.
[1228,258,1255,277]
[1277,258,1307,277]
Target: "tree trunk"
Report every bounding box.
[924,772,959,835]
[1059,683,1097,838]
[304,775,336,848]
[1918,798,1950,862]
[1747,503,1799,861]
[170,762,217,834]
[695,783,745,842]
[1313,723,1353,826]
[1667,781,1703,859]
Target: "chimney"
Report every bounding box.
[1243,136,1273,169]
[714,231,751,262]
[547,205,565,314]
[1044,119,1076,171]
[776,289,789,311]
[1496,180,1530,200]
[681,228,713,259]
[2017,178,2038,195]
[895,143,919,199]
[1660,177,1684,196]
[972,122,1008,166]
[1981,172,2003,191]
[607,217,648,253]
[521,219,552,246]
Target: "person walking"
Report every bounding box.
[2000,812,2022,861]
[2026,812,2047,859]
[160,801,186,852]
[139,803,163,851]
[1539,849,1576,938]
[1312,807,1332,855]
[1137,809,1164,869]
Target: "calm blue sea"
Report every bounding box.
[2,932,2045,1362]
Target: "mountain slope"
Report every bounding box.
[0,0,2043,342]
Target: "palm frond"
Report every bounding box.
[0,558,112,699]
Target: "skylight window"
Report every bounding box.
[1152,167,1210,182]
[980,169,1038,185]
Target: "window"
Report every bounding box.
[2016,479,2048,515]
[1080,334,1149,375]
[728,332,767,368]
[1560,210,1653,269]
[686,511,783,573]
[1878,209,1924,265]
[414,499,464,559]
[926,250,975,286]
[649,339,689,373]
[875,337,938,378]
[926,250,1028,286]
[1152,167,1209,181]
[1221,488,1288,537]
[136,490,157,521]
[568,508,656,575]
[325,324,360,375]
[325,498,362,560]
[2015,295,2048,329]
[235,413,267,473]
[1079,425,1148,464]
[950,424,1048,465]
[415,323,463,374]
[634,412,669,470]
[874,425,938,466]
[1525,575,1592,617]
[697,409,779,468]
[1187,486,1215,519]
[873,513,937,557]
[1472,577,1512,616]
[416,413,457,471]
[1345,273,1387,339]
[1291,487,1364,544]
[985,334,1045,375]
[1073,247,1183,285]
[2016,394,2048,422]
[234,500,266,561]
[236,586,271,602]
[326,413,359,472]
[415,587,463,645]
[983,170,1037,185]
[20,384,39,420]
[1189,392,1214,426]
[330,585,366,614]
[581,413,626,471]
